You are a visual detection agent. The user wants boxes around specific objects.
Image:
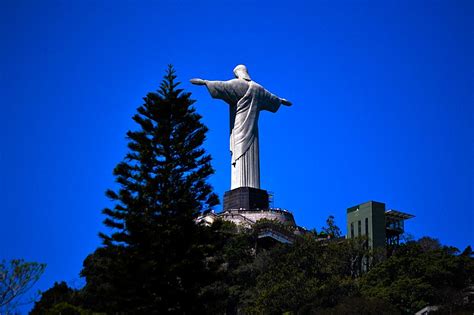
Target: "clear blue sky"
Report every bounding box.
[1,0,472,311]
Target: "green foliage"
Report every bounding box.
[80,246,133,311]
[247,235,363,313]
[321,215,342,238]
[39,206,473,314]
[360,238,474,313]
[253,218,296,236]
[417,236,441,252]
[0,259,45,313]
[198,219,257,313]
[79,66,219,313]
[313,296,401,315]
[30,282,80,315]
[326,235,372,277]
[200,230,473,314]
[45,302,91,315]
[99,65,218,249]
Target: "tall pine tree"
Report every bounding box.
[81,65,218,313]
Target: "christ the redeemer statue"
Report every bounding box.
[191,65,292,190]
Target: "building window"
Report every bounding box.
[365,217,369,236]
[350,223,354,238]
[358,220,361,236]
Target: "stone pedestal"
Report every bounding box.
[223,187,269,210]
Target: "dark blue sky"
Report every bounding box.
[1,0,472,311]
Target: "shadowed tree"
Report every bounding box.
[360,240,474,313]
[321,215,342,239]
[81,65,218,313]
[30,281,89,315]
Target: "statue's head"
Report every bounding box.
[233,65,251,81]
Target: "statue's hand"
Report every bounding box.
[190,78,206,85]
[280,98,292,106]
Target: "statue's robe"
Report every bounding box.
[205,78,282,189]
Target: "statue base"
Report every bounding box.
[223,187,269,210]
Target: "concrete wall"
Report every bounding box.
[220,209,296,226]
[198,208,296,228]
[347,201,386,248]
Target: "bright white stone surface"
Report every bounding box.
[191,65,291,189]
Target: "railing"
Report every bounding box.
[257,227,295,244]
[225,208,293,214]
[220,212,256,226]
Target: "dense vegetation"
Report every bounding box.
[29,68,473,314]
[30,227,474,314]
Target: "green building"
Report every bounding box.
[346,201,414,249]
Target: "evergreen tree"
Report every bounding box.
[81,65,218,313]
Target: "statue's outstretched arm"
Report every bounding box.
[190,78,206,85]
[190,79,237,104]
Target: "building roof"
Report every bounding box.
[385,209,415,221]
